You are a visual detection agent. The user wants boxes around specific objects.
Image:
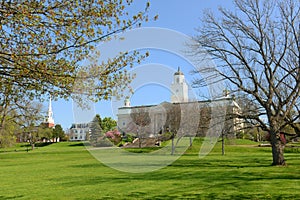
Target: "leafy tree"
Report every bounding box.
[52,124,65,142]
[0,90,19,147]
[192,0,299,165]
[5,100,44,149]
[38,127,53,142]
[0,0,154,146]
[101,117,117,133]
[0,118,16,148]
[0,0,151,102]
[0,86,43,129]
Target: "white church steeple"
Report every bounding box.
[170,67,188,103]
[45,96,55,128]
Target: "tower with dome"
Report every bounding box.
[170,67,189,103]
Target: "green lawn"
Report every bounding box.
[0,139,300,199]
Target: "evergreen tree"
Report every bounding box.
[89,115,102,145]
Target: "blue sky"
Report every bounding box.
[49,0,235,130]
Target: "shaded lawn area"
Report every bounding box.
[0,139,299,200]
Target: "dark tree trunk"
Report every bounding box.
[270,131,286,166]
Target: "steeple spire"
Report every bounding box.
[174,66,184,75]
[45,96,55,128]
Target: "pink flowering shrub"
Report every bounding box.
[105,129,122,145]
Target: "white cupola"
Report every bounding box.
[170,67,188,103]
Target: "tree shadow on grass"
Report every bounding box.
[0,195,24,199]
[20,142,53,148]
[68,142,85,147]
[35,142,53,147]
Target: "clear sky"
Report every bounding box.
[49,0,236,130]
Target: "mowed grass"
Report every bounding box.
[0,139,300,200]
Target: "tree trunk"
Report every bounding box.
[29,133,34,151]
[171,137,175,155]
[31,142,35,151]
[30,140,35,151]
[222,132,225,156]
[270,131,285,166]
[136,129,141,148]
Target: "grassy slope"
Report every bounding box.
[0,139,300,200]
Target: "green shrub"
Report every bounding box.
[123,133,135,143]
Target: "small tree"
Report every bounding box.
[0,119,16,148]
[25,124,38,150]
[89,115,103,146]
[130,107,151,148]
[162,103,181,154]
[105,129,121,145]
[163,102,200,154]
[0,88,43,147]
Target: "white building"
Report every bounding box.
[117,67,244,137]
[68,123,91,141]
